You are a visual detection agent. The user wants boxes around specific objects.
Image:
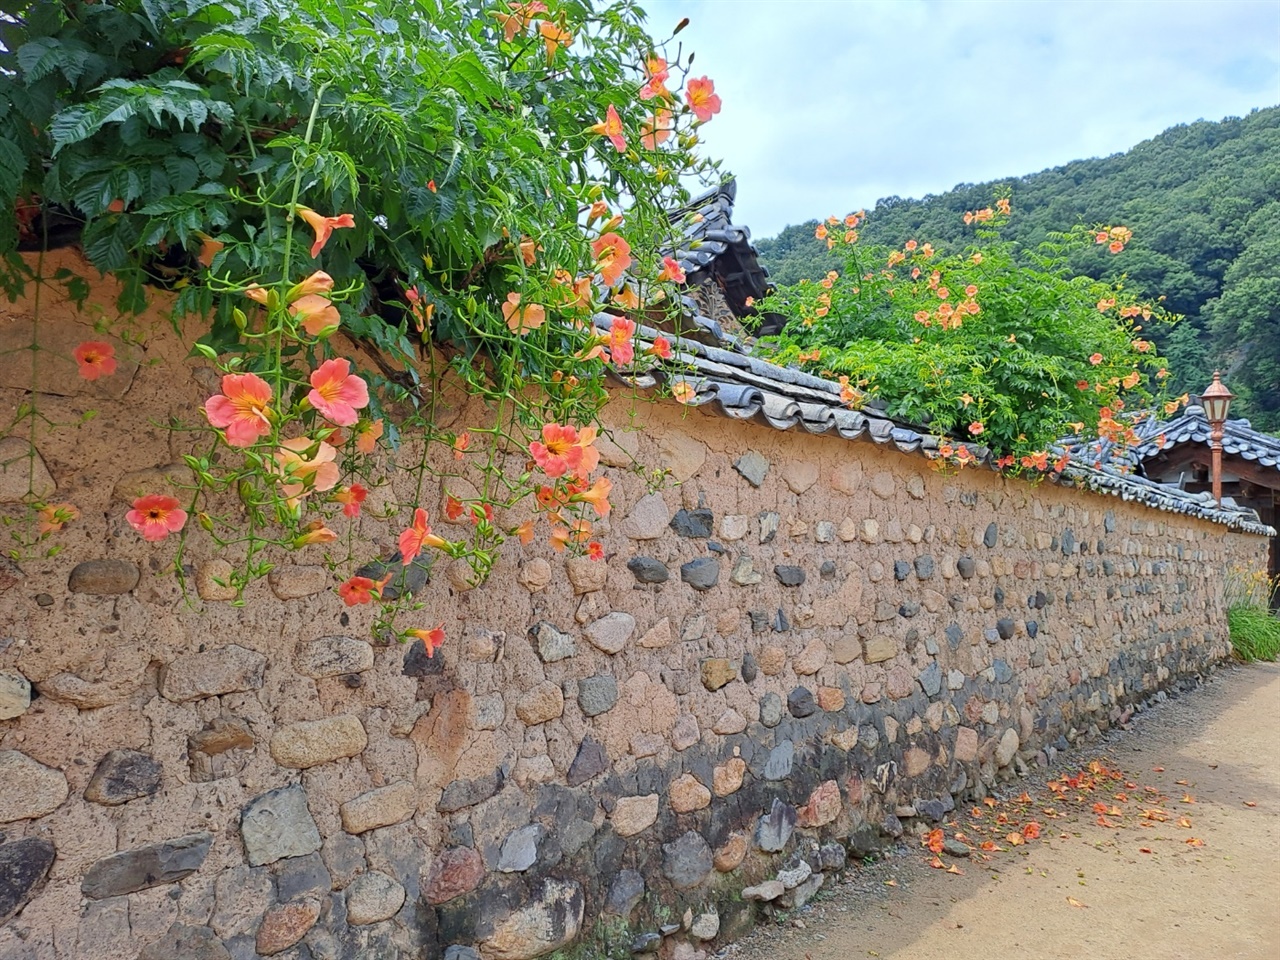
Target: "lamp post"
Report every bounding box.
[1201,372,1235,504]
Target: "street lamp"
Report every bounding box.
[1201,372,1235,504]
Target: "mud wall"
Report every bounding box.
[0,254,1269,960]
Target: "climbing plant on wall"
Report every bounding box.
[0,0,725,645]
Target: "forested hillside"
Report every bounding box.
[754,107,1280,430]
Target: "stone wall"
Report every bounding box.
[0,255,1269,960]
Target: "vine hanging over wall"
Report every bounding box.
[0,0,725,647]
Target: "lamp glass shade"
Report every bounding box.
[1201,373,1234,425]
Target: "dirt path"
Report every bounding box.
[730,663,1280,960]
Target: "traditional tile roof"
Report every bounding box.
[1064,404,1280,474]
[1134,405,1280,468]
[597,315,1275,537]
[666,179,771,318]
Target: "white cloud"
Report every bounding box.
[643,0,1280,236]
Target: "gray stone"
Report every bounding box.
[691,910,720,941]
[818,842,847,872]
[993,659,1014,684]
[734,451,770,487]
[764,741,795,780]
[346,871,406,925]
[996,618,1016,640]
[787,687,815,718]
[957,556,976,579]
[241,785,322,866]
[996,728,1020,767]
[773,608,791,632]
[479,877,584,959]
[777,860,812,889]
[915,798,950,822]
[774,564,805,586]
[785,873,825,909]
[0,836,55,925]
[893,560,911,581]
[577,675,618,717]
[530,621,576,662]
[662,831,713,890]
[920,662,943,698]
[137,924,231,960]
[293,635,374,678]
[943,839,971,858]
[881,814,904,838]
[758,510,780,543]
[983,523,999,548]
[680,558,720,590]
[275,852,330,901]
[630,932,662,954]
[0,670,31,720]
[160,644,267,703]
[626,557,669,584]
[403,637,445,676]
[1104,510,1116,533]
[444,948,483,960]
[945,623,964,649]
[606,869,645,917]
[915,555,935,579]
[741,652,759,683]
[354,552,430,600]
[81,832,212,899]
[437,772,503,813]
[0,750,68,822]
[899,601,921,618]
[584,612,635,654]
[567,737,609,787]
[67,559,139,595]
[759,692,783,728]
[321,832,366,890]
[1061,528,1076,556]
[670,508,714,538]
[820,559,837,579]
[498,824,545,873]
[754,798,797,853]
[84,749,162,805]
[619,492,670,540]
[742,880,784,902]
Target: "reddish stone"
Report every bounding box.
[797,780,842,828]
[816,686,845,712]
[256,899,320,956]
[904,746,931,778]
[713,832,748,872]
[955,726,979,763]
[422,846,484,904]
[964,696,985,724]
[860,682,882,704]
[845,773,864,806]
[886,665,916,700]
[1068,668,1082,685]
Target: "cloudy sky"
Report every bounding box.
[642,0,1280,238]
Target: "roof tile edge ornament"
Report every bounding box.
[594,314,1275,538]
